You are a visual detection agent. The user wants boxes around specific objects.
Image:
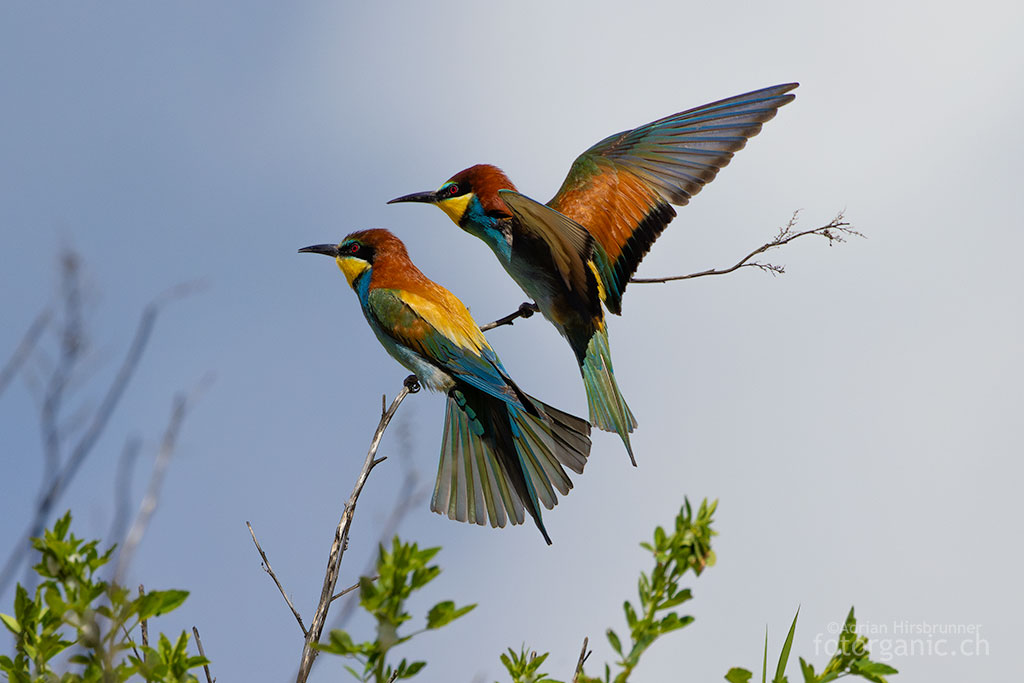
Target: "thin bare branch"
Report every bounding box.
[330,575,377,604]
[114,378,208,585]
[109,437,142,547]
[631,211,861,284]
[328,420,429,631]
[192,625,215,683]
[120,621,142,662]
[0,280,199,595]
[479,212,859,337]
[0,308,51,399]
[139,585,149,648]
[572,637,591,683]
[295,375,420,683]
[248,521,308,636]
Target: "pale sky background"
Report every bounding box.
[1,2,1021,681]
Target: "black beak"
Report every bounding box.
[298,243,340,257]
[387,190,439,205]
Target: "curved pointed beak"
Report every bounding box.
[298,243,340,257]
[387,190,439,205]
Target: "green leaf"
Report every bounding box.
[850,659,899,680]
[725,667,753,683]
[54,512,72,540]
[135,589,189,621]
[606,628,622,655]
[659,588,692,610]
[403,660,426,677]
[425,601,475,629]
[762,627,768,683]
[773,607,799,683]
[798,657,816,682]
[317,629,362,656]
[623,601,637,628]
[0,613,21,635]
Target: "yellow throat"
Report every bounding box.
[437,192,473,225]
[337,256,370,287]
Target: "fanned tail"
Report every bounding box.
[431,386,592,544]
[581,323,637,465]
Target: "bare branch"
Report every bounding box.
[0,308,51,399]
[113,378,208,585]
[478,212,859,338]
[329,421,429,631]
[330,575,377,604]
[0,280,199,595]
[108,437,142,548]
[248,521,308,636]
[139,585,149,648]
[572,637,591,683]
[192,625,215,683]
[631,211,861,284]
[294,375,420,683]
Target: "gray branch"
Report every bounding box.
[293,375,420,683]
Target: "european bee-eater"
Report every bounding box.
[299,229,591,544]
[389,83,798,465]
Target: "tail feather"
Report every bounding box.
[431,386,592,544]
[581,324,638,465]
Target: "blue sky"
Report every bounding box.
[1,1,1020,681]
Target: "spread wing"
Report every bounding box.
[548,83,798,314]
[367,286,527,408]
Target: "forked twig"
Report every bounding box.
[631,211,861,284]
[293,375,420,683]
[572,636,591,683]
[248,521,307,636]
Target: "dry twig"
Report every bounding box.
[113,381,207,586]
[293,375,420,683]
[0,309,51,400]
[631,211,860,284]
[0,273,200,595]
[572,637,591,683]
[248,521,307,636]
[480,211,860,333]
[192,625,215,683]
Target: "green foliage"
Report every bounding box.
[317,536,475,682]
[0,511,206,682]
[726,607,899,683]
[498,646,559,683]
[575,498,716,683]
[502,498,717,683]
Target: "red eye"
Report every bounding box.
[348,243,360,254]
[448,184,459,195]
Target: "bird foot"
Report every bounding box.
[518,302,539,318]
[403,374,421,393]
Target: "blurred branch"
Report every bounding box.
[293,375,420,683]
[112,385,203,586]
[0,309,51,400]
[631,211,861,284]
[108,437,143,548]
[0,268,200,596]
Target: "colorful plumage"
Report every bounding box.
[389,83,798,464]
[299,229,591,544]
